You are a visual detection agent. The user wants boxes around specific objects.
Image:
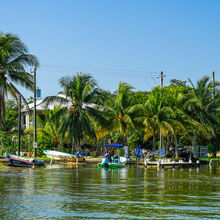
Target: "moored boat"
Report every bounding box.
[97,143,127,169]
[97,162,125,169]
[6,154,44,167]
[43,150,84,162]
[0,156,10,164]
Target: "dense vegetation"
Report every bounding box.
[1,73,219,157]
[0,32,219,158]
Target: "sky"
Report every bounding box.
[1,0,220,98]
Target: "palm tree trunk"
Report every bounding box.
[153,129,156,152]
[71,137,74,154]
[78,135,81,150]
[192,129,197,157]
[174,133,179,159]
[0,86,5,128]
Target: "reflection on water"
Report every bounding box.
[0,165,219,219]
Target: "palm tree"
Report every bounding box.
[102,82,136,145]
[0,32,39,128]
[25,106,64,149]
[185,76,220,155]
[131,87,180,152]
[43,73,106,152]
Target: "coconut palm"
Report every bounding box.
[43,73,106,152]
[25,106,64,149]
[0,32,39,128]
[185,76,220,155]
[102,82,136,145]
[130,87,182,152]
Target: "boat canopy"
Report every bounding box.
[153,148,166,157]
[101,144,124,148]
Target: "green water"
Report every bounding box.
[0,165,219,219]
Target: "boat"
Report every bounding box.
[43,150,85,162]
[5,154,44,167]
[97,143,127,169]
[97,162,125,169]
[0,156,10,164]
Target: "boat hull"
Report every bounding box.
[44,150,84,162]
[6,154,44,167]
[97,163,125,169]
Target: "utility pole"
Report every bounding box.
[33,65,37,157]
[212,72,216,157]
[160,71,164,89]
[160,72,163,150]
[18,95,21,156]
[159,71,165,150]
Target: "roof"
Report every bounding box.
[21,94,96,113]
[21,94,71,113]
[101,144,124,148]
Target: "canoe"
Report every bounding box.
[43,150,84,162]
[97,162,125,169]
[6,154,44,167]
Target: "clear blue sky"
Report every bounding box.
[1,0,220,98]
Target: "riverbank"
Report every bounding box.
[200,157,220,165]
[0,164,6,169]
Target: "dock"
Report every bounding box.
[126,159,200,168]
[145,160,200,168]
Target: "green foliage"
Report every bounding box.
[4,100,18,131]
[170,79,187,87]
[43,73,105,151]
[208,144,214,153]
[0,131,16,154]
[127,131,144,150]
[0,32,39,128]
[36,134,55,156]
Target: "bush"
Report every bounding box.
[36,134,55,156]
[208,144,214,153]
[0,131,17,154]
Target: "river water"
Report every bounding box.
[0,164,219,219]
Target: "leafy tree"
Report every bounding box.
[0,130,16,154]
[3,100,18,132]
[170,79,187,87]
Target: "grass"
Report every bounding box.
[0,163,6,169]
[34,156,53,163]
[200,157,220,162]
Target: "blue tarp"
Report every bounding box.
[101,144,124,148]
[153,148,166,157]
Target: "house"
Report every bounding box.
[21,94,72,129]
[21,94,94,129]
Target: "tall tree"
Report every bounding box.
[103,82,135,145]
[0,33,38,128]
[43,73,106,152]
[131,87,182,152]
[185,76,220,154]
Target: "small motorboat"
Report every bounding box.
[5,154,44,167]
[97,162,125,169]
[43,150,85,162]
[97,144,127,169]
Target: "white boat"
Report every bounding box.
[43,150,84,162]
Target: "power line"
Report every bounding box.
[40,63,159,75]
[39,68,157,78]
